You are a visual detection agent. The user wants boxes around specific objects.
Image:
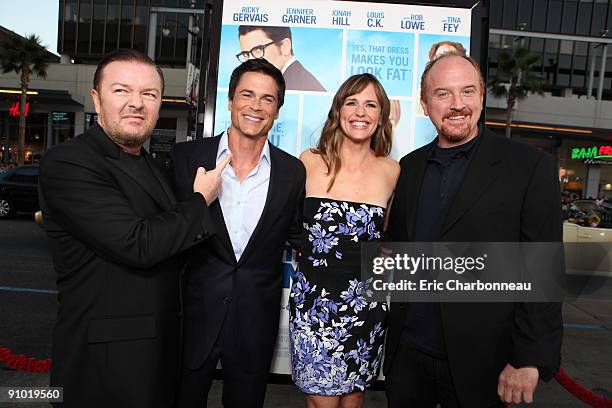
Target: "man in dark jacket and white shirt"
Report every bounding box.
[173,59,305,408]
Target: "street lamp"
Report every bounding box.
[514,22,527,45]
[161,19,200,38]
[147,2,215,140]
[147,5,205,141]
[147,6,205,65]
[160,18,200,76]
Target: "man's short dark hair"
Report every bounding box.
[93,48,165,93]
[238,26,294,55]
[228,59,286,109]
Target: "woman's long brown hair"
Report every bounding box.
[312,73,392,192]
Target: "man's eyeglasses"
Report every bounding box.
[235,41,278,63]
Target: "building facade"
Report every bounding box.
[487,0,612,199]
[1,1,206,166]
[58,0,206,67]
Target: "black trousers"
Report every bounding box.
[385,342,463,408]
[177,314,270,408]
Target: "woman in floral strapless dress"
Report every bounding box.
[289,74,400,408]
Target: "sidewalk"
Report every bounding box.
[1,300,610,407]
[0,217,610,407]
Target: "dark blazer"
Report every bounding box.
[283,60,326,92]
[39,123,215,408]
[172,135,305,373]
[384,127,563,408]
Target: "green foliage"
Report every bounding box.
[487,46,545,138]
[0,34,50,164]
[487,46,544,101]
[0,34,49,79]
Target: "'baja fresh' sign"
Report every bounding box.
[571,146,612,160]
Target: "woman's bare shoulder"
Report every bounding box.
[299,148,317,162]
[376,156,401,178]
[300,149,326,169]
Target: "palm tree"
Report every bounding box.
[488,46,544,139]
[0,34,49,165]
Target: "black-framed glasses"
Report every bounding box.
[235,41,278,62]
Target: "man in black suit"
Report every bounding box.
[173,59,305,408]
[38,49,227,407]
[384,54,563,407]
[237,25,326,92]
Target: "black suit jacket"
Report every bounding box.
[38,124,215,408]
[385,127,563,408]
[172,135,305,373]
[283,60,326,92]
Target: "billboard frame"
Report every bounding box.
[199,0,488,139]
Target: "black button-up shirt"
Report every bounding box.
[402,132,481,358]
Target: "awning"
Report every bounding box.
[162,97,193,111]
[0,88,83,112]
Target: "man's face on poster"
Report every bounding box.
[238,29,286,71]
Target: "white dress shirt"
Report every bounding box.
[216,131,271,261]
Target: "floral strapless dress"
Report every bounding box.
[289,197,387,395]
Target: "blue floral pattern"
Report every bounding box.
[290,198,387,396]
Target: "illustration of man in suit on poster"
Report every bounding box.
[236,25,326,92]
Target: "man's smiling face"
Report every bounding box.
[228,71,280,140]
[420,55,483,148]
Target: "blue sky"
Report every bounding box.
[0,1,59,54]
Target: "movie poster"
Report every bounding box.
[214,0,473,375]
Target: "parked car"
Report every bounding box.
[0,165,40,219]
[564,221,612,277]
[569,199,612,228]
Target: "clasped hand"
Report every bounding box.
[498,363,539,405]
